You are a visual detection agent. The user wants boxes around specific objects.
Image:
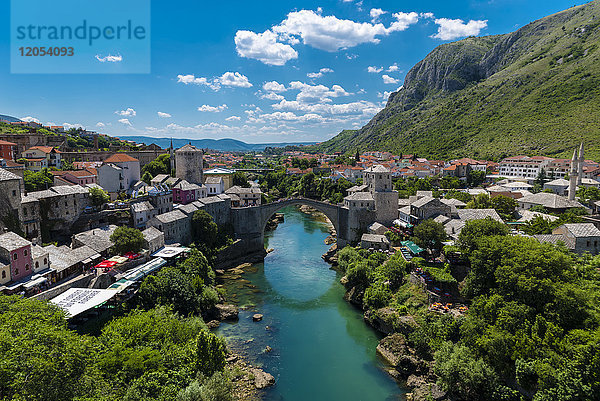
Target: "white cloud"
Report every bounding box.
[387,63,399,72]
[62,122,85,130]
[431,18,487,40]
[263,81,287,92]
[157,112,172,118]
[236,9,421,65]
[307,67,334,78]
[225,116,241,121]
[218,72,253,88]
[176,72,252,90]
[261,92,285,101]
[420,12,435,19]
[95,54,122,62]
[96,122,105,127]
[118,118,132,126]
[177,74,221,91]
[235,29,298,66]
[198,104,228,112]
[382,74,399,84]
[288,81,350,103]
[21,116,40,123]
[249,111,325,123]
[370,8,387,23]
[272,99,381,116]
[389,12,420,32]
[115,108,136,117]
[367,66,383,73]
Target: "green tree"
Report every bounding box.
[466,193,492,209]
[110,226,145,254]
[490,195,517,221]
[23,168,53,192]
[141,154,171,178]
[458,218,509,252]
[195,330,227,377]
[138,267,200,315]
[142,171,153,185]
[413,219,447,253]
[89,186,109,206]
[232,172,250,188]
[467,170,486,187]
[191,210,218,247]
[299,172,318,198]
[178,247,215,286]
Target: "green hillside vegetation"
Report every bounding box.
[316,1,600,160]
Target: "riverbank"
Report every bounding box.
[216,206,404,401]
[329,247,452,401]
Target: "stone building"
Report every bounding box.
[0,232,33,283]
[225,186,262,207]
[148,209,191,245]
[536,223,600,255]
[363,165,399,226]
[175,144,204,185]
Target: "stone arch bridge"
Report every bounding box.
[230,198,351,253]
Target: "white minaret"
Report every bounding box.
[568,148,578,201]
[577,142,584,185]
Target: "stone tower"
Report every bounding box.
[175,144,203,184]
[568,148,578,201]
[577,142,584,186]
[169,138,175,176]
[364,165,398,226]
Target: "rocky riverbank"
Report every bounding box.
[332,261,452,401]
[296,205,336,235]
[225,348,275,401]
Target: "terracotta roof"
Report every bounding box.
[66,170,97,177]
[104,153,139,163]
[28,146,59,153]
[0,140,17,146]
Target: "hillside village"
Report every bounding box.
[0,118,598,307]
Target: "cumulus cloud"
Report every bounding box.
[307,67,334,78]
[21,116,40,123]
[235,9,421,65]
[263,81,287,92]
[157,112,172,118]
[431,18,487,40]
[176,72,252,90]
[382,74,399,84]
[198,104,228,112]
[261,92,285,101]
[218,72,253,88]
[225,116,241,121]
[118,118,132,126]
[272,98,381,116]
[289,81,350,103]
[249,111,325,123]
[367,66,383,73]
[387,63,399,72]
[235,30,299,66]
[115,108,136,117]
[370,8,387,23]
[62,122,85,130]
[95,54,122,62]
[96,122,105,127]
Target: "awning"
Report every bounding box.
[401,240,424,254]
[393,219,413,228]
[94,260,117,269]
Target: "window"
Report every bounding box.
[24,208,27,216]
[24,249,27,256]
[25,264,29,271]
[44,258,47,264]
[13,253,17,260]
[12,190,16,196]
[1,271,4,279]
[15,269,18,276]
[35,261,39,269]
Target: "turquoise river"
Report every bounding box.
[217,206,406,401]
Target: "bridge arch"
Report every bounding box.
[258,198,340,243]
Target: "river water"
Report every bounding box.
[217,206,405,401]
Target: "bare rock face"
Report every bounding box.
[343,286,364,307]
[364,308,418,336]
[251,368,275,389]
[376,333,429,377]
[214,304,239,321]
[408,383,448,401]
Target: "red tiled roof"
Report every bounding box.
[28,146,60,153]
[104,153,139,163]
[0,140,17,146]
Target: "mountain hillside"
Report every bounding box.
[317,1,600,160]
[121,136,315,152]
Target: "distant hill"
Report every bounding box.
[121,136,316,152]
[0,115,22,123]
[315,2,600,160]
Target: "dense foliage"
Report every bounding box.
[23,168,53,192]
[141,154,171,179]
[338,215,600,400]
[259,170,353,203]
[89,186,110,206]
[110,226,145,254]
[0,298,230,401]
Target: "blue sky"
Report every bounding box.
[0,0,589,144]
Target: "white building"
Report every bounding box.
[205,176,225,195]
[498,156,553,180]
[97,154,141,194]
